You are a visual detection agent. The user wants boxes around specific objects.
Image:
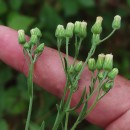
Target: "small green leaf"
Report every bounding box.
[7,12,35,31]
[68,86,86,111]
[64,58,68,72]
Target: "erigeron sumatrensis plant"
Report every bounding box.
[18,15,121,130]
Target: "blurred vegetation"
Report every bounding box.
[0,0,130,130]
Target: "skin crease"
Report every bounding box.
[0,26,130,130]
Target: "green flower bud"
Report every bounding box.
[96,53,105,70]
[112,15,121,30]
[98,72,104,80]
[30,27,42,38]
[23,42,30,49]
[55,25,65,38]
[91,16,103,34]
[103,54,113,71]
[92,34,100,45]
[30,35,38,45]
[79,21,87,38]
[34,43,44,54]
[108,68,118,79]
[88,58,96,71]
[74,21,81,35]
[102,82,114,92]
[18,29,26,44]
[75,61,83,72]
[65,22,74,38]
[68,65,74,74]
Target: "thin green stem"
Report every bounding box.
[66,38,69,67]
[64,112,69,130]
[73,37,83,65]
[99,29,116,44]
[25,63,34,130]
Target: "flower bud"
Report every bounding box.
[75,61,83,72]
[74,21,81,35]
[112,15,121,30]
[18,29,26,44]
[96,53,105,70]
[103,54,113,71]
[30,35,38,45]
[68,65,74,74]
[91,16,103,34]
[30,27,42,38]
[79,21,87,38]
[102,82,114,92]
[23,42,30,49]
[92,34,100,45]
[88,58,96,71]
[108,68,118,79]
[98,72,104,80]
[34,43,44,54]
[55,25,65,38]
[65,22,74,38]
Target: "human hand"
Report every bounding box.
[0,25,130,130]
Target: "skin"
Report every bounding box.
[0,26,130,130]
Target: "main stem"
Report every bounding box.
[25,63,34,130]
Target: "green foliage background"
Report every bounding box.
[0,0,130,130]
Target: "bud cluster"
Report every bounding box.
[91,15,121,46]
[88,53,118,92]
[55,21,87,40]
[18,27,44,63]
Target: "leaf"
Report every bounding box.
[127,0,130,7]
[30,122,40,130]
[7,12,35,31]
[60,0,79,16]
[0,120,8,130]
[79,0,95,7]
[64,57,68,72]
[0,67,13,86]
[40,3,64,30]
[0,0,7,15]
[40,121,45,130]
[89,85,92,94]
[68,86,86,111]
[9,0,23,11]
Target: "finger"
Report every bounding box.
[0,26,130,129]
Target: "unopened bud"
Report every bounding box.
[34,43,44,54]
[55,25,65,38]
[65,22,74,38]
[18,29,26,44]
[112,15,121,30]
[92,34,100,45]
[103,54,113,71]
[23,42,30,49]
[74,21,81,35]
[98,72,104,80]
[108,68,118,79]
[79,21,87,38]
[91,16,103,34]
[102,82,114,92]
[30,35,38,45]
[30,27,42,38]
[96,53,105,70]
[68,65,74,74]
[88,58,96,71]
[75,61,83,72]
